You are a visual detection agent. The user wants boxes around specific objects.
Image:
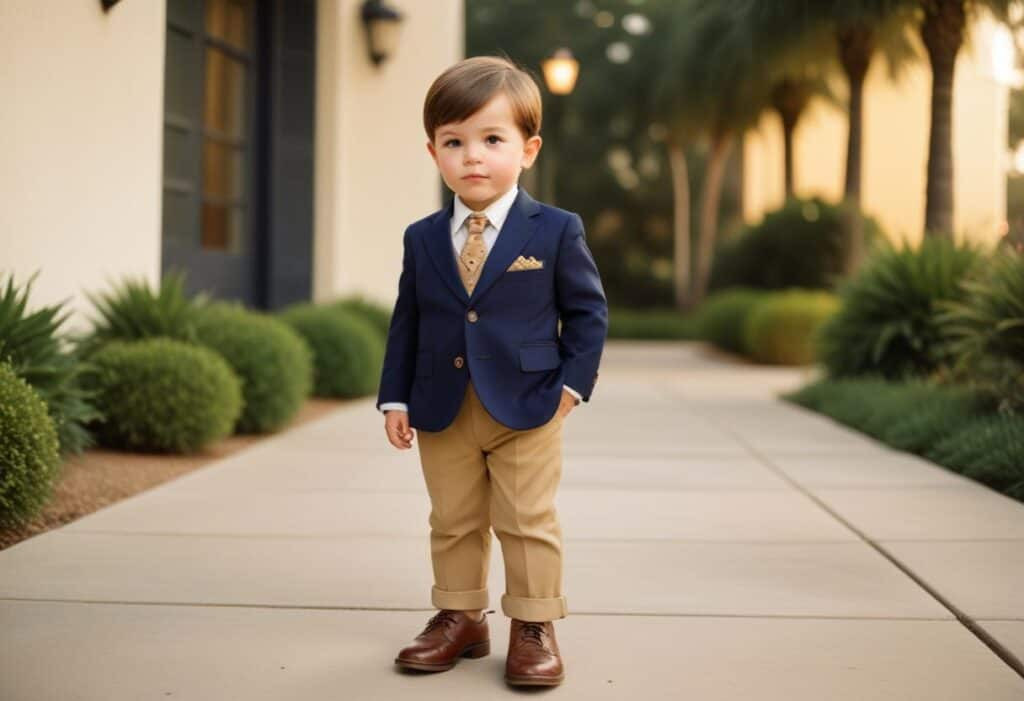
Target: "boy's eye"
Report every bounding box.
[444,139,460,147]
[486,135,502,144]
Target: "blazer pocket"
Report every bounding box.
[415,350,433,377]
[519,343,561,372]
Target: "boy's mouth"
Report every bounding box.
[463,174,488,180]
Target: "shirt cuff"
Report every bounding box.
[563,385,582,404]
[379,402,409,413]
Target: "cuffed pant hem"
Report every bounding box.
[501,593,568,622]
[431,585,489,611]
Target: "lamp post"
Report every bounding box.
[540,48,579,205]
[360,0,403,67]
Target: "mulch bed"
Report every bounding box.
[0,398,349,552]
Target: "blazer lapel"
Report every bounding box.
[422,187,543,306]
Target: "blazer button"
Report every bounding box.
[453,355,465,369]
[467,309,478,323]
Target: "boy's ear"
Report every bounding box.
[522,135,542,169]
[426,140,438,163]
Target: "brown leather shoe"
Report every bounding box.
[504,618,565,686]
[394,609,492,672]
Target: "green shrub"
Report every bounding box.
[938,249,1024,412]
[926,413,1024,498]
[709,197,882,292]
[881,387,991,453]
[695,288,763,354]
[83,338,242,453]
[0,362,61,528]
[279,304,384,398]
[0,272,101,455]
[331,294,392,339]
[742,290,839,365]
[607,307,700,340]
[817,237,984,380]
[195,303,313,434]
[79,270,202,356]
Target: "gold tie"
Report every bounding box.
[458,211,489,295]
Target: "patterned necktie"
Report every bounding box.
[458,211,489,295]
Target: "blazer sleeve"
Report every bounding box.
[376,226,419,411]
[555,213,608,402]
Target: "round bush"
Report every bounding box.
[195,303,313,434]
[695,288,764,354]
[84,338,243,453]
[0,363,61,528]
[818,237,983,380]
[331,294,393,339]
[709,196,883,292]
[278,304,385,398]
[743,290,839,365]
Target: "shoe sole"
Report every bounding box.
[504,672,565,686]
[394,639,490,672]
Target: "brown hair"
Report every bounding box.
[423,55,542,143]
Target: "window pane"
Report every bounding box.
[202,140,244,201]
[203,47,246,139]
[201,203,244,253]
[205,0,251,51]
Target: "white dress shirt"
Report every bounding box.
[379,183,583,414]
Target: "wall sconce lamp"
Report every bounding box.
[541,48,580,95]
[360,0,404,67]
[100,0,122,11]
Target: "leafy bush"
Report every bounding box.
[742,290,839,365]
[278,304,384,398]
[938,249,1024,412]
[0,272,100,454]
[0,362,61,528]
[331,294,392,339]
[195,303,314,434]
[926,413,1024,498]
[709,197,882,292]
[83,338,242,453]
[607,306,700,340]
[817,237,984,380]
[79,271,202,356]
[695,288,763,354]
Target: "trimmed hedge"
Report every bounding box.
[195,303,314,434]
[743,290,838,365]
[279,304,384,398]
[0,362,61,528]
[331,294,392,339]
[83,338,243,453]
[607,307,699,340]
[926,413,1024,498]
[695,288,763,354]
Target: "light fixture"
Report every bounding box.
[360,0,403,67]
[541,48,580,95]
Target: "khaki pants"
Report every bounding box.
[415,380,568,622]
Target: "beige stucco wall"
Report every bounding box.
[743,17,1009,246]
[314,0,464,305]
[0,1,165,330]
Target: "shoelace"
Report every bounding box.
[420,610,459,635]
[518,621,548,648]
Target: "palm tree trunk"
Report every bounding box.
[692,130,734,306]
[771,79,812,198]
[667,138,692,311]
[837,24,874,273]
[920,0,965,239]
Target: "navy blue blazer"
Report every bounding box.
[375,187,608,432]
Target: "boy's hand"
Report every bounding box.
[557,389,578,419]
[384,410,415,449]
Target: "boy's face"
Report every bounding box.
[427,92,542,212]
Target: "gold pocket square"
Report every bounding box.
[507,255,544,271]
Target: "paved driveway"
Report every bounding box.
[2,341,1022,699]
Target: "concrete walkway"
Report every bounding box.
[2,340,1023,699]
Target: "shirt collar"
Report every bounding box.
[451,183,519,235]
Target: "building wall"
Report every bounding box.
[743,17,1009,246]
[0,1,166,329]
[314,0,464,306]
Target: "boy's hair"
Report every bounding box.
[423,55,542,143]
